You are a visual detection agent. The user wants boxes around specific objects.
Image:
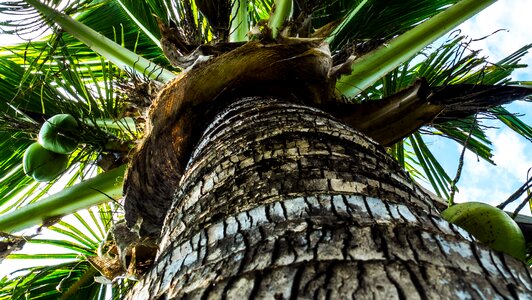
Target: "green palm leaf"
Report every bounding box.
[336,0,496,97]
[2,0,174,81]
[0,205,116,300]
[323,0,460,49]
[0,261,103,300]
[0,45,135,218]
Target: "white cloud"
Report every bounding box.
[454,185,508,206]
[460,150,491,185]
[489,129,532,179]
[451,127,532,215]
[457,0,532,80]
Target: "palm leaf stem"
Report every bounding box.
[24,0,175,82]
[268,0,292,38]
[7,253,80,260]
[116,0,160,47]
[59,266,99,300]
[336,0,496,97]
[48,224,98,249]
[0,165,126,234]
[72,213,102,245]
[230,0,250,42]
[82,117,137,131]
[325,0,370,44]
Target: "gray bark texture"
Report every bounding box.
[125,97,532,299]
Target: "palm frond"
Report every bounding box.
[157,0,211,44]
[1,205,106,299]
[336,0,497,97]
[269,0,292,38]
[325,0,461,49]
[0,203,125,299]
[363,34,531,198]
[1,0,174,81]
[230,0,250,42]
[0,44,136,217]
[0,0,91,39]
[494,107,532,142]
[0,261,104,300]
[409,133,453,198]
[115,0,161,46]
[0,165,125,233]
[248,0,272,25]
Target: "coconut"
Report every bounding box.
[23,142,69,182]
[38,114,79,154]
[441,202,526,261]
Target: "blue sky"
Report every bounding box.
[421,0,532,216]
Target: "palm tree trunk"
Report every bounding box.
[125,96,532,299]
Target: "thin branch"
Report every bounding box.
[497,168,532,210]
[512,193,532,219]
[448,114,477,205]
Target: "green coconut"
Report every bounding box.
[38,114,79,154]
[441,202,526,261]
[23,142,69,182]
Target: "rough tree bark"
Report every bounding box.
[125,96,532,299]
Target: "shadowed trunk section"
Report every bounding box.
[125,97,532,299]
[123,39,333,238]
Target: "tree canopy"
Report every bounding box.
[0,0,530,298]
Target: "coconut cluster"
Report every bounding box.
[23,114,79,182]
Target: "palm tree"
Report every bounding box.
[0,0,531,298]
